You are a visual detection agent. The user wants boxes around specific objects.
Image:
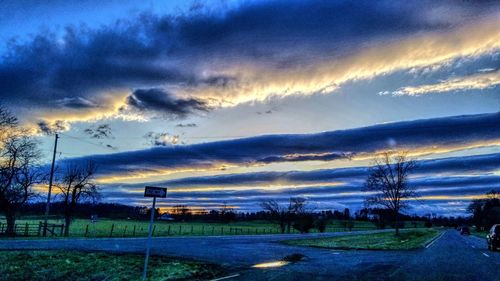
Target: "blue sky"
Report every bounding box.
[1,0,499,215]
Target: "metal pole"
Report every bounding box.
[142,196,156,281]
[43,133,59,236]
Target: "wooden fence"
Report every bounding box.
[0,222,64,237]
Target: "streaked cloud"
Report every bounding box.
[58,112,499,181]
[384,70,500,96]
[94,153,500,214]
[1,1,499,128]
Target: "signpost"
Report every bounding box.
[144,186,167,198]
[142,186,167,281]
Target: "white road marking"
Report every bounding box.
[210,274,241,281]
[426,231,445,249]
[482,252,490,258]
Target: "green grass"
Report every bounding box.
[284,229,440,250]
[0,217,426,238]
[471,230,488,239]
[0,250,223,281]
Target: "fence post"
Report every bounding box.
[110,224,115,237]
[123,225,128,237]
[152,225,156,236]
[133,225,136,237]
[85,225,89,237]
[221,227,224,235]
[24,223,29,236]
[212,226,214,235]
[167,225,171,236]
[179,225,182,235]
[37,222,42,236]
[201,226,204,235]
[59,225,63,237]
[191,225,194,235]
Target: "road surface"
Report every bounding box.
[0,230,499,280]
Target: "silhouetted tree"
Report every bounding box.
[219,201,236,222]
[261,197,309,233]
[55,161,99,236]
[315,216,328,233]
[468,190,500,231]
[343,208,351,220]
[260,200,288,233]
[364,151,417,236]
[171,205,192,221]
[0,106,43,236]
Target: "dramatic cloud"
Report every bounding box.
[57,112,499,181]
[1,1,499,127]
[124,88,211,119]
[383,70,500,96]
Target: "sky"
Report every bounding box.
[0,0,499,216]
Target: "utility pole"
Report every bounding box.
[43,133,59,236]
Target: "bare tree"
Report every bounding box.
[0,106,42,236]
[261,197,309,234]
[171,205,191,221]
[364,151,417,235]
[55,161,99,236]
[219,201,236,222]
[261,199,288,233]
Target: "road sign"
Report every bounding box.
[142,186,167,281]
[144,186,167,198]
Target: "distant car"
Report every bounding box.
[487,224,499,252]
[460,226,470,235]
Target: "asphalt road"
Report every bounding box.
[0,229,499,281]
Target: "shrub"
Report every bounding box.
[315,217,328,233]
[293,215,315,233]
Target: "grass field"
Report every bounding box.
[284,229,440,250]
[0,250,224,281]
[0,216,426,238]
[471,230,488,239]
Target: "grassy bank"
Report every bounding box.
[0,250,223,281]
[284,229,440,250]
[471,230,488,239]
